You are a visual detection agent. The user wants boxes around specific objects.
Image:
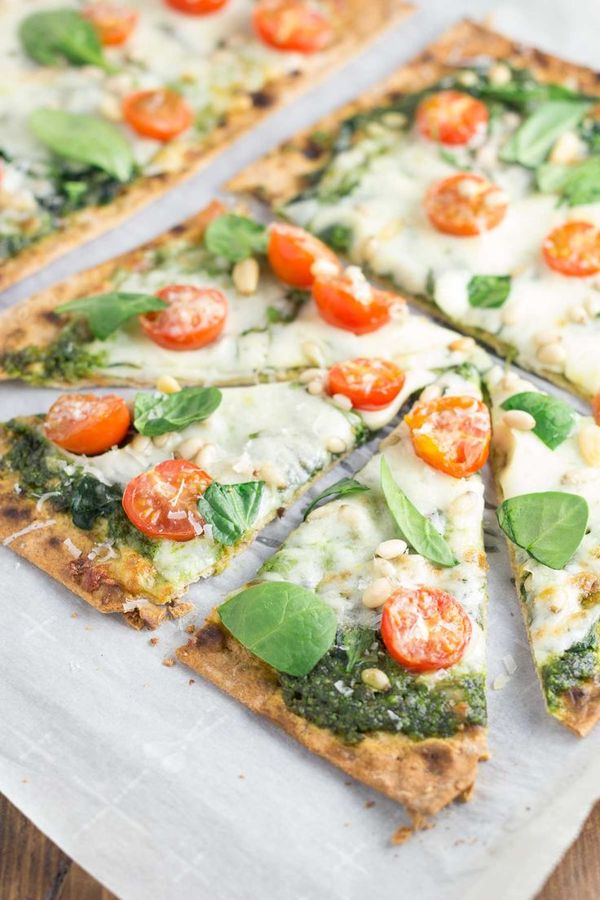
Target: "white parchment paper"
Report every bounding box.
[2,3,600,899]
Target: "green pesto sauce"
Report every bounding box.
[541,626,600,711]
[279,627,486,743]
[0,320,106,384]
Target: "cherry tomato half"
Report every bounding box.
[542,221,600,277]
[166,0,228,13]
[327,358,406,410]
[122,459,212,541]
[140,284,227,351]
[416,90,488,146]
[313,271,399,334]
[267,223,340,288]
[593,394,600,426]
[82,4,139,45]
[404,395,491,478]
[44,394,131,456]
[425,173,508,237]
[381,586,472,672]
[122,89,193,141]
[253,0,335,53]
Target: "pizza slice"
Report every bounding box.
[0,204,489,388]
[0,0,411,290]
[177,366,491,819]
[487,366,600,735]
[230,21,600,401]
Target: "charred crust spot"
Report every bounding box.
[41,310,61,325]
[303,141,324,160]
[288,68,302,79]
[2,505,30,522]
[170,224,187,235]
[46,535,61,548]
[196,623,225,652]
[250,90,273,109]
[565,686,588,708]
[276,506,285,518]
[418,744,453,776]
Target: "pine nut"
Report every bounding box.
[153,432,175,448]
[307,379,324,396]
[194,443,216,468]
[578,423,600,467]
[176,437,204,460]
[298,367,326,384]
[449,336,475,353]
[302,341,326,368]
[458,71,478,87]
[501,307,519,325]
[537,342,566,365]
[420,383,442,403]
[362,577,393,609]
[156,374,181,394]
[489,63,511,86]
[232,257,259,295]
[534,329,561,347]
[326,436,346,454]
[376,539,408,559]
[449,490,479,516]
[332,393,353,411]
[373,557,395,578]
[568,304,588,324]
[130,434,151,453]
[361,668,391,691]
[502,410,536,431]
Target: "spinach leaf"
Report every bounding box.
[20,9,112,70]
[56,292,167,340]
[501,391,575,449]
[204,214,267,262]
[303,477,369,520]
[218,581,337,676]
[467,274,512,309]
[70,475,121,530]
[497,491,588,569]
[317,223,354,253]
[29,109,134,182]
[536,156,600,207]
[380,457,457,568]
[198,480,264,545]
[500,100,590,167]
[341,627,374,672]
[134,387,222,437]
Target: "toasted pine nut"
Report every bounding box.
[332,393,353,411]
[376,539,408,559]
[361,668,391,691]
[326,436,346,454]
[298,367,326,384]
[307,379,324,396]
[362,577,393,609]
[449,336,475,353]
[537,342,566,365]
[502,410,536,431]
[302,341,326,368]
[232,257,259,295]
[578,423,600,467]
[176,438,204,460]
[156,374,181,394]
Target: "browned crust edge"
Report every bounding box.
[0,0,413,293]
[176,615,489,818]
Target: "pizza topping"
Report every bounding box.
[542,221,600,277]
[44,393,131,455]
[122,89,193,141]
[496,491,588,570]
[165,0,228,13]
[593,394,600,426]
[381,586,472,672]
[312,270,397,334]
[140,285,227,351]
[425,173,508,237]
[253,0,335,54]
[82,4,139,45]
[578,422,600,467]
[122,459,212,541]
[267,223,339,288]
[416,90,489,145]
[361,577,394,609]
[405,395,491,478]
[360,668,391,691]
[133,385,222,436]
[326,358,406,410]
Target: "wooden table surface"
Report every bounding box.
[1,794,599,899]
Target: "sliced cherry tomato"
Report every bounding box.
[44,394,131,456]
[313,270,399,334]
[140,284,227,351]
[82,4,139,45]
[253,0,334,53]
[405,395,491,478]
[425,173,508,237]
[542,221,600,277]
[416,90,488,146]
[166,0,228,13]
[267,223,340,288]
[381,586,472,672]
[327,358,406,410]
[122,89,193,141]
[123,459,211,541]
[593,394,600,426]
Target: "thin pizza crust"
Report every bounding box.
[0,0,412,293]
[176,614,489,820]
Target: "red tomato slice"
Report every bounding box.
[82,4,138,45]
[44,394,131,456]
[416,90,489,145]
[253,0,334,53]
[425,173,508,237]
[593,393,600,426]
[166,0,228,12]
[381,586,472,672]
[326,358,406,410]
[542,221,600,277]
[404,395,491,478]
[122,459,212,541]
[122,89,193,141]
[140,285,227,351]
[313,271,399,334]
[267,223,340,288]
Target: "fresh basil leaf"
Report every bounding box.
[501,391,575,449]
[303,477,369,520]
[29,109,134,182]
[500,100,590,167]
[218,581,337,676]
[341,627,374,672]
[198,480,264,545]
[57,292,167,340]
[204,214,267,262]
[537,156,600,207]
[134,387,222,437]
[497,491,588,569]
[20,9,112,70]
[380,457,457,568]
[468,274,511,309]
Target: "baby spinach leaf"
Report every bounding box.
[497,491,588,569]
[536,156,600,207]
[134,387,222,437]
[468,274,512,309]
[380,457,457,568]
[303,477,369,520]
[198,481,264,545]
[501,391,575,449]
[56,292,168,340]
[20,9,112,70]
[500,100,590,167]
[204,214,267,262]
[218,581,337,676]
[29,109,134,182]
